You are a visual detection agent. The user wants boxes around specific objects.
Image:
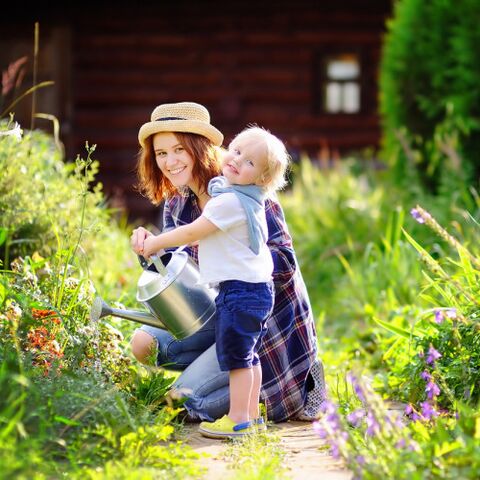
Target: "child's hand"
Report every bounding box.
[143,236,160,258]
[130,227,152,255]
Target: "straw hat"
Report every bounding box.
[138,102,224,147]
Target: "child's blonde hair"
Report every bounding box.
[232,126,290,194]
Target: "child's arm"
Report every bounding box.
[142,215,218,257]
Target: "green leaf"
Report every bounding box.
[372,315,422,339]
[0,227,7,246]
[54,415,80,426]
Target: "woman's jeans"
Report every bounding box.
[140,321,229,421]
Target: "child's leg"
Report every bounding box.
[227,367,253,424]
[249,364,262,419]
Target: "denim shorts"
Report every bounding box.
[215,280,274,372]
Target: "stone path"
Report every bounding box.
[181,420,352,480]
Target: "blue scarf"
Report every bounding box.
[207,176,266,255]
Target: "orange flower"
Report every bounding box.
[32,308,57,319]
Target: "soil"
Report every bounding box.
[181,420,352,480]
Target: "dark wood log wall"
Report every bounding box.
[1,1,392,223]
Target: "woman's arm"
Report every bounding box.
[143,215,218,257]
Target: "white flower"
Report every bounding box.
[0,122,23,140]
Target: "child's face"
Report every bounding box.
[222,134,267,186]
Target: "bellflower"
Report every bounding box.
[420,370,431,381]
[426,345,442,365]
[425,380,441,400]
[346,409,365,427]
[365,411,380,436]
[434,309,444,324]
[410,208,425,224]
[420,401,438,420]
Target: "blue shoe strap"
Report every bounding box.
[233,420,252,431]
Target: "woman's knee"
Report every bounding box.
[130,330,157,365]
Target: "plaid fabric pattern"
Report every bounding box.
[163,190,318,422]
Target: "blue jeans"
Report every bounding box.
[140,321,229,421]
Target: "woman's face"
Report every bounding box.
[153,132,196,189]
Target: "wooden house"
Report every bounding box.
[1,0,392,223]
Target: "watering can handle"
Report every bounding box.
[138,253,168,274]
[137,255,150,269]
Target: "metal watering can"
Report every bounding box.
[90,247,218,339]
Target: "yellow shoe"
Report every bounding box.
[199,415,255,439]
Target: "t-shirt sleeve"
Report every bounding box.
[202,193,245,231]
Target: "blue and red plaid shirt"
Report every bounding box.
[163,190,318,422]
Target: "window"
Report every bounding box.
[323,54,361,114]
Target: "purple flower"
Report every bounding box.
[434,309,444,324]
[425,380,441,399]
[355,455,366,465]
[410,208,425,224]
[420,401,438,420]
[395,438,406,448]
[330,443,341,460]
[420,370,431,381]
[405,404,414,415]
[347,373,367,403]
[347,409,365,427]
[365,411,380,436]
[446,308,457,319]
[411,412,422,422]
[313,421,328,439]
[426,345,442,365]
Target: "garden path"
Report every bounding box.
[182,420,352,480]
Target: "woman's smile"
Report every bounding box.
[169,166,187,176]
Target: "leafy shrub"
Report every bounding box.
[0,125,138,305]
[380,0,480,190]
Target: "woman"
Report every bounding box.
[130,101,325,422]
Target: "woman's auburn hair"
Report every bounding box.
[136,132,222,205]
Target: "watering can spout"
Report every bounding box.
[90,296,167,330]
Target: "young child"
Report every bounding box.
[141,126,289,438]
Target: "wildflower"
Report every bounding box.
[355,455,366,465]
[0,122,23,140]
[410,208,425,224]
[32,308,57,319]
[312,421,328,439]
[426,345,442,365]
[395,438,406,448]
[405,404,422,422]
[434,308,457,324]
[346,409,365,427]
[365,411,380,436]
[434,309,444,324]
[420,370,431,381]
[445,308,457,319]
[425,380,441,400]
[347,373,367,403]
[420,401,438,420]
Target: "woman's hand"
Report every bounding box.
[130,227,152,255]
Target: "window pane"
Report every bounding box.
[325,82,342,113]
[343,82,360,113]
[327,54,359,80]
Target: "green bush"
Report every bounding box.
[0,124,138,305]
[380,0,480,190]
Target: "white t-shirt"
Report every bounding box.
[198,192,273,286]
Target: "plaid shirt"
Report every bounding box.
[163,190,318,422]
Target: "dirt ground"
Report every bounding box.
[182,420,352,480]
